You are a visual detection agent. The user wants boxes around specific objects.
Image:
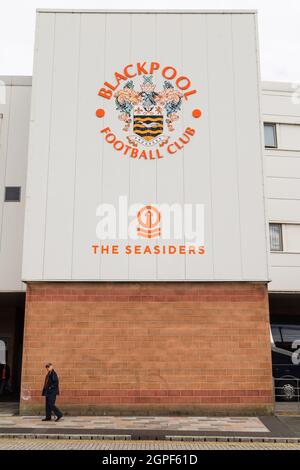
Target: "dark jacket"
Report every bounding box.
[0,364,10,382]
[42,370,60,396]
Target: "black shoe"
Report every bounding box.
[42,418,51,421]
[55,415,63,422]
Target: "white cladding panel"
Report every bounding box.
[22,11,268,282]
[267,178,300,200]
[0,78,31,291]
[262,84,300,291]
[262,95,300,122]
[279,124,300,151]
[267,199,300,224]
[284,225,300,252]
[262,83,300,124]
[265,156,300,179]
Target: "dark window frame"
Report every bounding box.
[264,122,278,149]
[4,186,21,202]
[269,223,283,252]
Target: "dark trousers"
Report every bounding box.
[45,394,63,419]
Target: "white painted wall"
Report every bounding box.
[262,81,300,291]
[1,27,298,292]
[0,45,298,291]
[0,76,31,291]
[22,10,268,282]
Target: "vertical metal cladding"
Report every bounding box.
[22,11,269,282]
[0,77,31,291]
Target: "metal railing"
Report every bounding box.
[274,377,300,413]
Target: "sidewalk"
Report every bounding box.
[0,414,298,442]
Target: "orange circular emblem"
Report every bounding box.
[96,108,105,118]
[192,108,202,118]
[137,205,160,229]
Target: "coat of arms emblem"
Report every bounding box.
[114,75,183,147]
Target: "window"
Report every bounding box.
[264,123,277,148]
[269,223,283,251]
[4,186,21,202]
[271,326,282,343]
[281,327,300,343]
[0,339,6,364]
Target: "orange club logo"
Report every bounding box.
[137,205,161,239]
[96,61,202,160]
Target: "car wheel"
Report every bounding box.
[277,380,298,401]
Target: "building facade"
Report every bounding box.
[0,76,30,396]
[262,83,300,396]
[0,10,299,415]
[263,82,300,293]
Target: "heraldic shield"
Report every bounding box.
[133,115,164,142]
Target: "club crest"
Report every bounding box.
[97,61,202,160]
[114,75,182,147]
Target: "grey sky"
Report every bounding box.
[0,0,299,83]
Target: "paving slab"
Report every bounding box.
[0,414,296,441]
[0,438,300,450]
[0,415,268,432]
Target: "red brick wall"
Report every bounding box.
[20,282,274,415]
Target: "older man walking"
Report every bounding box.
[42,363,63,422]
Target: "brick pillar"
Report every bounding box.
[20,282,274,415]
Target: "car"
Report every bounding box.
[271,324,300,401]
